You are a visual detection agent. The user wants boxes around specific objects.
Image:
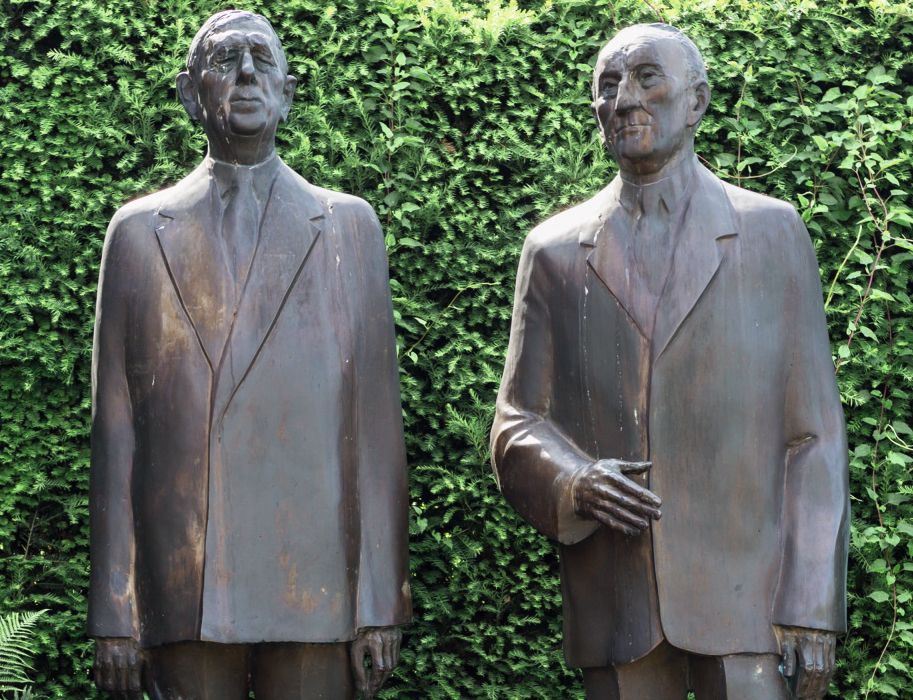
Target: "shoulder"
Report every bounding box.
[718,176,803,233]
[524,185,614,262]
[106,162,208,243]
[279,163,379,229]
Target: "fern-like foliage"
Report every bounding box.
[0,610,47,693]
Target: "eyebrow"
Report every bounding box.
[207,32,276,53]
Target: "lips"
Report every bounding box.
[614,121,652,134]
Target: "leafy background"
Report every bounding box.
[1,0,911,697]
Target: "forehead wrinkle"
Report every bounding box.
[596,39,686,92]
[206,30,276,54]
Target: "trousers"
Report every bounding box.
[144,641,353,700]
[582,641,791,700]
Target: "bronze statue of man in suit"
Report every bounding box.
[88,10,410,698]
[491,23,848,699]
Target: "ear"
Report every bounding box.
[280,74,298,122]
[687,80,710,128]
[176,71,201,123]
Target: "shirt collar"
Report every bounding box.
[617,155,697,220]
[207,152,281,205]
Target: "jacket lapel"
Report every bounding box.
[153,162,233,371]
[581,179,648,340]
[653,166,738,361]
[580,166,739,359]
[213,165,324,430]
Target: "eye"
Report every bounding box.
[252,50,276,69]
[638,68,662,86]
[211,47,237,71]
[600,81,619,99]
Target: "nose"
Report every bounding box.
[237,49,255,83]
[614,76,640,114]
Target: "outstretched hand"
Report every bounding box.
[94,637,143,699]
[573,458,661,536]
[777,626,837,699]
[350,626,402,698]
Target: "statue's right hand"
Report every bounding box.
[573,459,661,536]
[94,637,143,698]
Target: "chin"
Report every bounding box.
[228,119,268,137]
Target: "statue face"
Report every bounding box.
[593,32,695,175]
[191,18,292,141]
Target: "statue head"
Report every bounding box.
[177,10,297,163]
[592,24,710,179]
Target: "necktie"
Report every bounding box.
[221,167,259,298]
[629,192,674,335]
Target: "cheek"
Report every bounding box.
[596,102,614,129]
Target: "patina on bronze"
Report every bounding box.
[88,10,410,698]
[491,24,848,700]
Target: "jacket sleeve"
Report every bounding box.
[490,234,598,546]
[773,212,849,633]
[350,203,412,629]
[87,213,139,639]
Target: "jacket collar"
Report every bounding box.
[617,155,695,220]
[151,159,324,424]
[581,162,739,360]
[208,153,281,205]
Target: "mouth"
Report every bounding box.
[614,123,651,134]
[230,95,263,105]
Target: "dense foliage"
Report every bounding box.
[1,0,911,696]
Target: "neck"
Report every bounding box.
[206,132,277,166]
[618,145,695,186]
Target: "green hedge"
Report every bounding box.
[1,0,911,697]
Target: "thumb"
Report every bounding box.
[620,461,652,475]
[782,637,797,677]
[350,640,368,693]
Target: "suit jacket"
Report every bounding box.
[88,158,412,647]
[490,162,848,668]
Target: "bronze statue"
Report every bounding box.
[88,10,410,698]
[491,23,848,699]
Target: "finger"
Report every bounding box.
[603,472,662,507]
[392,632,402,667]
[369,635,386,672]
[382,634,394,673]
[782,638,796,677]
[366,663,385,699]
[589,499,650,529]
[102,658,116,691]
[128,650,142,691]
[619,461,652,475]
[115,654,130,692]
[350,641,368,693]
[814,635,828,697]
[590,509,641,536]
[797,639,814,698]
[379,665,394,692]
[589,484,662,519]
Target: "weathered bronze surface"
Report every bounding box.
[88,10,410,698]
[490,23,848,700]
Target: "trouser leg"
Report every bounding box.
[144,641,249,700]
[582,641,689,700]
[252,642,354,700]
[690,652,790,700]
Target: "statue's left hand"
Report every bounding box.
[350,626,402,698]
[776,625,836,699]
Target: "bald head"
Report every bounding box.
[594,23,707,103]
[591,23,711,179]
